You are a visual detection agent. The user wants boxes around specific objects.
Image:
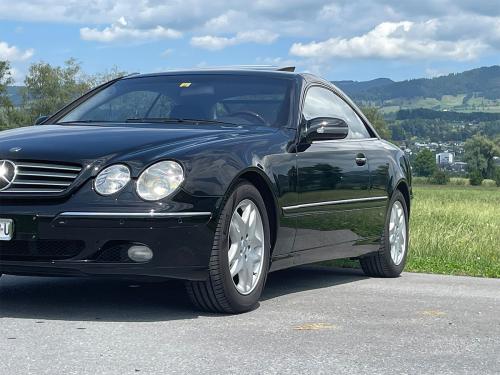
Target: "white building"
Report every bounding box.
[436,152,454,165]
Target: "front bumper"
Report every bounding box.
[0,209,216,281]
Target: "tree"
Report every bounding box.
[0,61,15,128]
[362,107,390,139]
[85,66,127,88]
[22,59,91,122]
[463,135,500,180]
[0,60,14,108]
[413,149,436,177]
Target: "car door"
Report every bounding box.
[289,85,374,259]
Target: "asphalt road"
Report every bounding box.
[1,266,499,375]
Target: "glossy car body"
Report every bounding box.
[0,69,412,282]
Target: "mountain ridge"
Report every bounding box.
[334,66,500,100]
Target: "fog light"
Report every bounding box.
[127,245,153,262]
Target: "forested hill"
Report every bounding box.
[334,66,500,105]
[7,86,22,107]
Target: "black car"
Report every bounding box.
[0,67,411,313]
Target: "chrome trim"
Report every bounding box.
[59,211,213,218]
[13,180,72,186]
[5,189,65,193]
[16,163,82,172]
[282,196,388,211]
[16,171,78,178]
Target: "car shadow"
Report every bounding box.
[262,265,367,301]
[0,266,366,322]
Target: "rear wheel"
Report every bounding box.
[186,181,270,313]
[360,190,409,277]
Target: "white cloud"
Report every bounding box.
[190,30,278,50]
[204,10,242,31]
[0,41,34,61]
[161,48,174,57]
[80,18,182,43]
[290,21,487,61]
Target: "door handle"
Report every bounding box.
[355,154,367,166]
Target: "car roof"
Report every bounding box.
[123,69,302,80]
[122,68,337,88]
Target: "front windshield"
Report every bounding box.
[58,74,294,127]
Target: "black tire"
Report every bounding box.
[186,181,271,314]
[360,190,409,278]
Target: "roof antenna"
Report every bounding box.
[277,66,296,72]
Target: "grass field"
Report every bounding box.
[407,185,500,278]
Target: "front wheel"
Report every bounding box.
[360,190,409,278]
[186,181,271,313]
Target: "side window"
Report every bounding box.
[303,86,371,139]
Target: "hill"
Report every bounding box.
[334,66,500,113]
[6,86,22,107]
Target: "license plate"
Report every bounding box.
[0,219,14,241]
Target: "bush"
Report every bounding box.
[469,170,484,186]
[430,170,449,185]
[481,179,497,187]
[449,177,470,186]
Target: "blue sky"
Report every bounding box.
[1,0,500,84]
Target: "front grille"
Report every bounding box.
[0,240,85,261]
[4,161,82,194]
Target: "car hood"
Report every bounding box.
[0,123,268,164]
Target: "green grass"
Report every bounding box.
[407,185,500,277]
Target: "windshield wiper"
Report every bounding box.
[125,117,238,126]
[57,120,119,124]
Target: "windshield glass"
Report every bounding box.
[58,74,294,127]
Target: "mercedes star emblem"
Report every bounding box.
[0,160,17,191]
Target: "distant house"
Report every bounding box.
[451,162,468,173]
[436,152,454,165]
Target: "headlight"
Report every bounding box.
[94,164,131,196]
[136,161,184,201]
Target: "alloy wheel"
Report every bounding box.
[228,199,265,295]
[389,200,407,266]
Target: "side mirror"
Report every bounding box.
[34,115,49,125]
[305,117,349,142]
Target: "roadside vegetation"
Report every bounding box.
[408,185,500,278]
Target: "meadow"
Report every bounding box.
[407,185,500,277]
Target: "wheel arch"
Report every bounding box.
[225,168,279,254]
[395,179,411,216]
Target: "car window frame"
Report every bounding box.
[298,82,379,142]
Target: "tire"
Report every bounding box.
[360,190,409,278]
[186,181,271,313]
